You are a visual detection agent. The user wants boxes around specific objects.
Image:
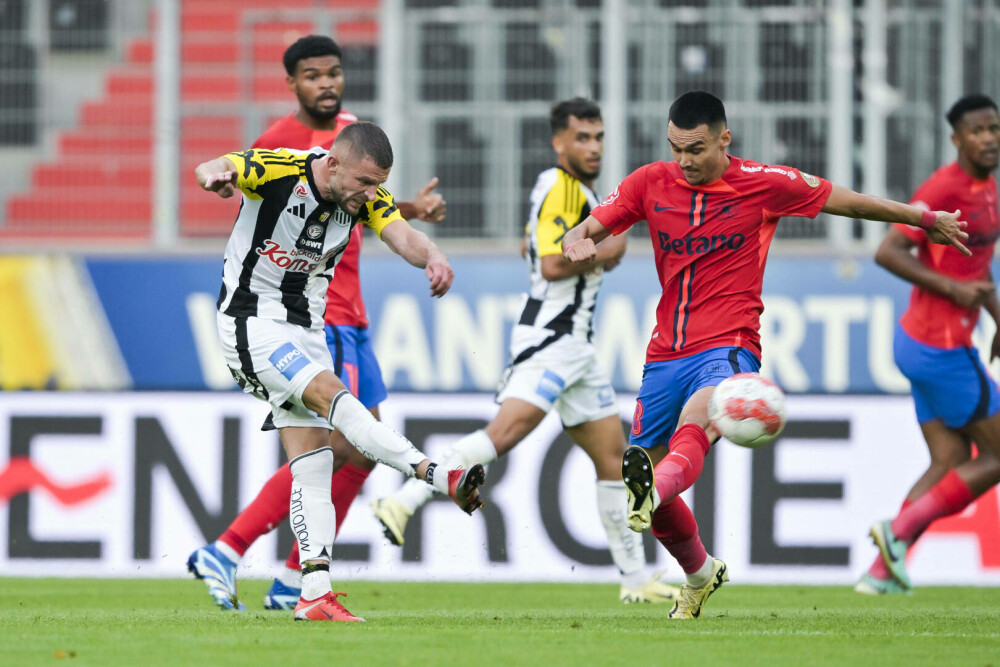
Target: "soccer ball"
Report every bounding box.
[708,373,787,448]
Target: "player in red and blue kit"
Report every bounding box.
[562,90,970,619]
[859,94,1000,595]
[187,35,446,614]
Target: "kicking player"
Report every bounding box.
[195,122,485,622]
[371,98,679,604]
[859,94,1000,594]
[562,90,969,619]
[187,35,446,613]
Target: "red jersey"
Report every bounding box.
[592,156,832,363]
[897,162,1000,349]
[251,110,368,328]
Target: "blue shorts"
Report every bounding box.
[629,346,761,449]
[326,324,387,410]
[894,324,1000,429]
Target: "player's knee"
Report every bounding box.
[929,449,971,470]
[975,451,1000,479]
[302,371,346,416]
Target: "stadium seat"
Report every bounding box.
[49,0,108,51]
[759,23,811,102]
[504,23,556,102]
[673,24,726,98]
[1,0,380,241]
[0,0,26,32]
[0,41,38,145]
[433,120,485,237]
[341,44,377,102]
[420,23,472,102]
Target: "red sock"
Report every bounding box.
[219,464,293,556]
[890,470,975,543]
[868,498,913,579]
[331,462,371,534]
[650,496,708,574]
[284,541,300,571]
[282,462,372,571]
[653,424,711,504]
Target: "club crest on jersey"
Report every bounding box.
[294,182,309,198]
[331,209,352,227]
[800,171,821,188]
[715,202,740,219]
[601,184,621,207]
[306,224,323,239]
[319,211,330,223]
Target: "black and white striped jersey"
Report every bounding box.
[216,147,402,329]
[510,167,604,364]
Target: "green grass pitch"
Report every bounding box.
[1,578,999,666]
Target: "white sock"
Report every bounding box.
[301,568,331,601]
[596,480,646,588]
[278,566,301,589]
[393,430,498,512]
[213,540,240,565]
[686,555,714,588]
[288,447,336,564]
[328,391,426,475]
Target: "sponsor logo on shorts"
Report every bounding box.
[535,370,566,403]
[598,385,614,408]
[269,343,310,381]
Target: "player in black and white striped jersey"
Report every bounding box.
[196,121,486,622]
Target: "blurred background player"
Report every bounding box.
[371,98,679,604]
[187,35,448,613]
[562,90,970,620]
[860,94,1000,595]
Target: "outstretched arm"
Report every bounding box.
[396,177,447,223]
[561,216,614,264]
[195,157,238,198]
[379,220,453,297]
[823,184,970,255]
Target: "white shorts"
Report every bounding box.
[496,336,617,428]
[217,313,332,429]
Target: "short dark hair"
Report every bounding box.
[946,94,998,129]
[333,121,393,169]
[669,91,727,131]
[283,35,342,76]
[550,97,602,134]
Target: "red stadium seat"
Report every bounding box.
[0,0,376,242]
